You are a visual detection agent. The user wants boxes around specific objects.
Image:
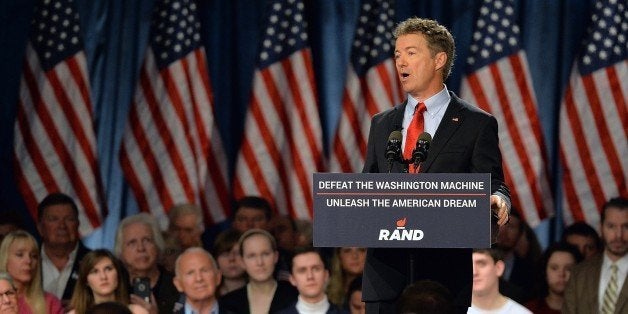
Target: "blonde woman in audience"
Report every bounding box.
[326,247,366,307]
[68,249,147,314]
[0,230,63,314]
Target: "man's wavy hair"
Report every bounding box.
[393,17,456,81]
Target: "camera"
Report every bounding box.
[132,277,151,302]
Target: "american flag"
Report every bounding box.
[233,0,324,219]
[119,0,230,226]
[330,0,401,173]
[13,0,105,236]
[460,0,554,227]
[559,0,627,227]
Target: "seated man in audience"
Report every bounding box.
[173,247,222,314]
[168,203,205,250]
[395,280,454,314]
[563,197,628,313]
[279,247,345,314]
[469,248,531,314]
[231,196,273,232]
[560,221,603,260]
[37,193,91,306]
[115,213,179,314]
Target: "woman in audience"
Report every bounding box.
[219,229,297,313]
[212,229,246,296]
[525,242,582,313]
[326,247,366,307]
[68,249,147,314]
[0,230,63,314]
[0,272,18,314]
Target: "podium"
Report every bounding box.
[313,172,493,248]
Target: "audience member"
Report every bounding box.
[269,215,298,253]
[395,280,454,314]
[68,249,147,314]
[86,301,133,314]
[326,247,366,307]
[0,230,63,314]
[213,229,246,296]
[495,210,535,301]
[293,219,313,247]
[220,229,297,313]
[0,211,24,245]
[159,232,182,274]
[167,203,205,249]
[468,248,531,314]
[278,247,345,314]
[346,276,364,314]
[514,218,543,265]
[36,193,91,305]
[231,196,272,232]
[525,243,582,313]
[563,197,627,313]
[114,213,179,314]
[172,247,222,314]
[561,221,603,260]
[0,272,18,314]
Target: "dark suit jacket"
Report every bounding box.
[219,281,298,314]
[362,92,509,306]
[563,254,628,314]
[276,301,348,314]
[59,241,91,302]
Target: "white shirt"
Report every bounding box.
[401,85,450,149]
[295,295,331,314]
[41,243,78,298]
[598,252,628,311]
[468,298,532,314]
[183,300,219,314]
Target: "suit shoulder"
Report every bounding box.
[371,103,403,122]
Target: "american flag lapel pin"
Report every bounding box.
[452,117,459,122]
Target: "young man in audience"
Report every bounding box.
[563,197,628,313]
[173,247,222,314]
[561,221,603,260]
[469,248,531,313]
[37,193,91,306]
[279,247,345,314]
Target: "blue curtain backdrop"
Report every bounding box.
[0,0,593,249]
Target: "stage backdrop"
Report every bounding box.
[0,0,625,249]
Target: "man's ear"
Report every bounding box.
[173,276,183,293]
[288,274,297,288]
[434,51,447,71]
[495,260,506,277]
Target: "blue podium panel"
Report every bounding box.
[313,173,492,248]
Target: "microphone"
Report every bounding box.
[386,130,402,172]
[411,132,432,170]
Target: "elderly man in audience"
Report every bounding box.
[173,247,222,314]
[168,204,206,250]
[37,193,91,306]
[115,213,179,314]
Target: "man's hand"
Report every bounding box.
[490,194,509,226]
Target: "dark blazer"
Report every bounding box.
[563,254,628,314]
[60,241,91,302]
[219,281,298,314]
[276,301,348,314]
[173,300,222,314]
[362,92,510,307]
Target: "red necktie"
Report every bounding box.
[404,102,426,173]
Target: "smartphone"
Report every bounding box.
[132,277,151,303]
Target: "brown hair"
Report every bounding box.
[393,17,456,81]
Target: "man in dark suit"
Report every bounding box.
[563,197,628,314]
[361,18,511,313]
[37,193,91,307]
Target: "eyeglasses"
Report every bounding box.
[0,289,16,299]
